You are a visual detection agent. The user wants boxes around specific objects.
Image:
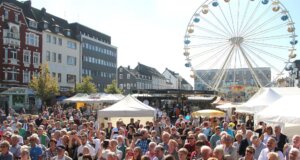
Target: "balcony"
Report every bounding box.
[3,31,20,47]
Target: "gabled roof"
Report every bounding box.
[181,78,191,85]
[135,63,165,79]
[119,66,139,79]
[165,68,179,78]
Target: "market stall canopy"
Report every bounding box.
[192,109,225,118]
[98,95,155,117]
[216,103,241,110]
[235,88,281,114]
[188,96,216,101]
[63,93,124,103]
[63,93,90,103]
[256,95,300,124]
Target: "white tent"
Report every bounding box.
[216,103,241,110]
[256,95,300,139]
[235,88,281,114]
[256,95,300,124]
[98,95,156,125]
[63,93,90,103]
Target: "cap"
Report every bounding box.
[57,145,66,150]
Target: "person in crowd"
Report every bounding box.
[222,134,238,160]
[43,138,58,159]
[284,135,300,160]
[260,126,273,144]
[274,125,288,152]
[133,128,151,154]
[184,133,196,157]
[145,142,157,160]
[233,133,243,154]
[288,148,300,160]
[0,140,14,160]
[239,130,253,156]
[222,122,235,138]
[158,131,170,151]
[52,145,72,160]
[210,126,222,149]
[132,146,143,160]
[239,146,255,160]
[10,134,21,159]
[166,139,179,159]
[154,145,165,160]
[258,137,284,160]
[267,152,279,160]
[178,147,189,160]
[28,134,43,160]
[213,146,225,160]
[201,145,213,160]
[117,135,127,160]
[77,133,96,158]
[251,135,266,160]
[191,140,206,160]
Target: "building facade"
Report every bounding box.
[117,66,152,94]
[0,0,42,89]
[70,23,117,92]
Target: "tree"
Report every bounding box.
[104,80,123,94]
[75,76,97,94]
[29,64,59,105]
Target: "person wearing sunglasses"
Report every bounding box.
[240,146,255,160]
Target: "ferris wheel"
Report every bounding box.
[184,0,297,93]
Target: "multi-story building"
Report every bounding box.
[0,0,42,88]
[70,23,117,92]
[32,8,80,92]
[135,63,167,90]
[162,68,193,90]
[117,65,152,94]
[195,67,271,90]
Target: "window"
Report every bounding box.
[119,74,123,79]
[55,26,59,32]
[23,50,31,64]
[46,34,51,43]
[58,73,61,82]
[14,13,19,23]
[26,33,39,47]
[67,74,76,83]
[4,10,9,20]
[53,36,57,44]
[67,41,77,49]
[46,51,51,61]
[67,56,76,66]
[4,48,8,63]
[23,70,30,83]
[44,22,48,29]
[119,84,123,89]
[11,51,17,59]
[127,83,130,89]
[52,52,56,62]
[58,38,62,45]
[52,72,56,78]
[127,74,130,79]
[33,52,40,65]
[29,20,37,28]
[58,54,62,63]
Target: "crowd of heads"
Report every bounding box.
[0,105,299,160]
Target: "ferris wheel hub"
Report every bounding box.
[229,37,244,45]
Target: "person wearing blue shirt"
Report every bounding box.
[222,122,235,138]
[29,134,43,160]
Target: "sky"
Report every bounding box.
[30,0,299,87]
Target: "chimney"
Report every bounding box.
[128,65,130,69]
[24,0,31,8]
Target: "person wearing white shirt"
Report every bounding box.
[258,137,284,160]
[77,133,96,158]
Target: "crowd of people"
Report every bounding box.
[0,104,299,160]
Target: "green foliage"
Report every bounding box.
[104,80,123,94]
[75,76,97,94]
[29,64,59,103]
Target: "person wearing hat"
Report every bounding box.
[0,140,13,160]
[52,145,72,160]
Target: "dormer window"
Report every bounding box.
[54,25,59,32]
[29,20,37,29]
[65,29,71,36]
[43,21,48,29]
